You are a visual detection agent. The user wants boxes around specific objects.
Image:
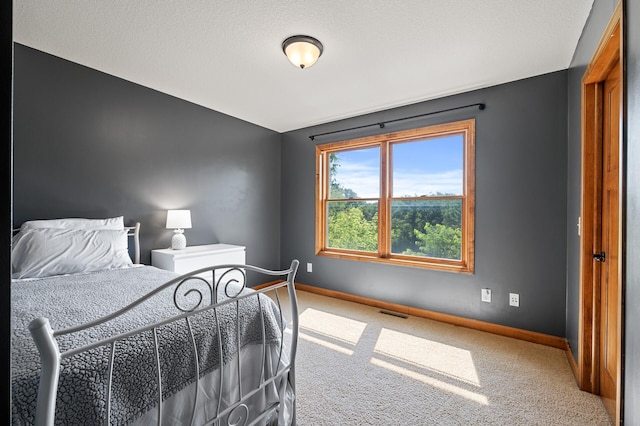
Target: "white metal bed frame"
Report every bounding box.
[20,223,299,425]
[125,223,141,265]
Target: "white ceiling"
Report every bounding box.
[13,1,594,133]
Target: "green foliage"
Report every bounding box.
[404,223,462,260]
[390,199,461,258]
[328,206,378,252]
[330,184,358,199]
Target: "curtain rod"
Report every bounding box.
[309,102,485,141]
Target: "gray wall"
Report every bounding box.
[624,0,640,421]
[281,71,569,337]
[12,44,282,270]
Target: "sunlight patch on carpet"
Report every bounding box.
[373,328,481,386]
[370,357,489,405]
[298,331,354,355]
[299,308,367,345]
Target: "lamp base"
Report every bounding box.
[171,230,187,250]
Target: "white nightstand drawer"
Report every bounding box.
[152,244,246,283]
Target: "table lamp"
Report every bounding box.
[166,209,192,250]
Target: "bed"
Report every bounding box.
[10,217,299,425]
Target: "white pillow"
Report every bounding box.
[12,228,133,279]
[20,216,125,231]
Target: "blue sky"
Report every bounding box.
[332,135,463,198]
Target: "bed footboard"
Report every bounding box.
[28,260,300,426]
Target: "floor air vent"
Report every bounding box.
[379,310,408,319]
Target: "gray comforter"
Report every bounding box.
[11,266,285,425]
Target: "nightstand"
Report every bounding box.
[151,244,246,283]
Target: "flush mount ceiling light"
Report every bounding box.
[282,35,323,69]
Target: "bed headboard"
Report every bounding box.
[126,223,141,264]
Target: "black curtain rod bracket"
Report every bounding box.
[309,102,485,141]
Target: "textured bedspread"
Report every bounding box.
[11,266,285,425]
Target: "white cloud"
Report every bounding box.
[393,169,463,196]
[336,165,462,198]
[335,163,379,198]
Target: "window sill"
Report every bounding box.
[317,249,474,274]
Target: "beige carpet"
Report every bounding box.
[284,290,611,426]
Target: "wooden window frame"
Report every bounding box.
[315,119,475,273]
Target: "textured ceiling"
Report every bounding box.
[13,1,594,133]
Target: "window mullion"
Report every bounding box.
[379,142,390,258]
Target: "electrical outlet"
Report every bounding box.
[307,262,313,273]
[509,293,520,307]
[481,288,491,303]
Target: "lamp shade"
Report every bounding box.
[166,210,192,229]
[282,35,323,69]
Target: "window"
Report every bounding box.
[315,119,475,273]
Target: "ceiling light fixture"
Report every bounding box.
[282,35,323,69]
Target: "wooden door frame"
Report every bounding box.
[578,1,623,422]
